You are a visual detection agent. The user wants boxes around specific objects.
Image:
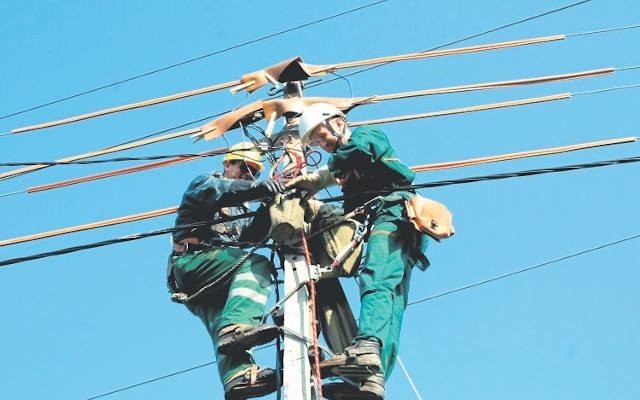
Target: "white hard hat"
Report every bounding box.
[298,103,344,145]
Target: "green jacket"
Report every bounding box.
[328,125,415,213]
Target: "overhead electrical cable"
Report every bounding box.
[350,92,570,127]
[0,135,632,200]
[77,230,640,400]
[0,108,232,182]
[397,356,425,400]
[0,146,283,167]
[324,155,640,202]
[11,34,568,134]
[195,71,635,141]
[0,65,615,172]
[1,68,609,183]
[307,0,594,88]
[1,137,633,246]
[574,83,640,96]
[1,132,628,170]
[566,23,640,37]
[0,207,178,247]
[0,0,388,121]
[0,213,256,268]
[1,154,638,257]
[0,127,200,181]
[407,232,640,306]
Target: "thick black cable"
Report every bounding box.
[3,155,638,266]
[307,0,592,89]
[408,232,640,306]
[79,230,639,399]
[0,0,387,121]
[0,213,256,268]
[322,155,640,202]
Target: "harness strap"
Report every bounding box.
[169,250,254,304]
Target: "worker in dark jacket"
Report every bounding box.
[169,142,285,400]
[287,104,428,400]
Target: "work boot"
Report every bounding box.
[319,353,346,378]
[331,338,381,379]
[224,365,278,400]
[322,373,385,400]
[217,324,279,355]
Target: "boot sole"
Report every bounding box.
[218,325,279,355]
[332,364,381,379]
[224,369,278,400]
[331,353,381,379]
[322,382,384,400]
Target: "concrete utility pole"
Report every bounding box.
[279,81,319,400]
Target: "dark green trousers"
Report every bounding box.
[356,217,422,378]
[172,246,273,384]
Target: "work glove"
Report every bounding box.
[252,179,286,196]
[285,166,336,199]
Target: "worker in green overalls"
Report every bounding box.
[168,142,285,400]
[287,104,429,400]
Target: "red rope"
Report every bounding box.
[300,230,324,398]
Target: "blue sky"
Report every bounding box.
[1,1,638,399]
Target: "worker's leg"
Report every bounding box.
[379,256,412,378]
[356,221,409,371]
[173,247,277,398]
[214,248,280,355]
[187,301,254,384]
[217,248,273,328]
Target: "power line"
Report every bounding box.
[408,232,640,306]
[0,213,255,268]
[83,361,216,400]
[574,83,640,96]
[567,23,640,37]
[0,0,387,121]
[78,231,639,399]
[616,65,640,72]
[83,342,277,400]
[323,154,640,202]
[3,154,638,266]
[307,0,593,89]
[0,147,282,167]
[113,112,224,147]
[0,111,228,182]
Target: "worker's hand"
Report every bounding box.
[253,179,286,195]
[285,174,321,194]
[285,166,337,195]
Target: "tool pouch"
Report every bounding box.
[405,195,455,241]
[307,201,363,277]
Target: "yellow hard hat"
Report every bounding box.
[223,142,264,172]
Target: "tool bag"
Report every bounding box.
[306,200,363,277]
[405,195,455,241]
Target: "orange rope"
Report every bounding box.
[300,231,324,398]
